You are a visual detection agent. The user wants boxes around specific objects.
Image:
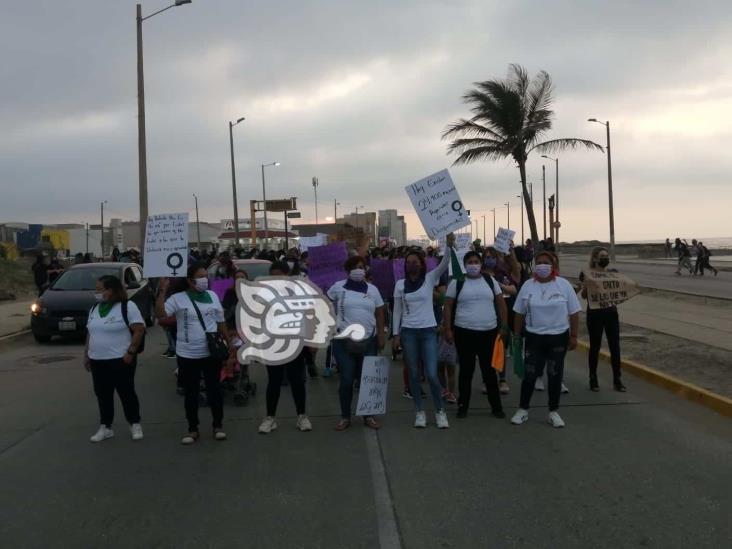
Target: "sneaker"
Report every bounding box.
[414,411,427,428]
[296,414,313,432]
[499,381,510,395]
[535,378,545,391]
[402,388,413,399]
[258,416,278,434]
[130,423,143,441]
[511,409,529,425]
[181,432,199,445]
[307,365,318,378]
[590,375,599,392]
[435,410,450,429]
[492,409,506,419]
[322,367,334,378]
[561,382,569,394]
[163,350,176,359]
[214,429,227,441]
[90,425,114,443]
[547,411,565,428]
[613,381,627,392]
[444,392,457,404]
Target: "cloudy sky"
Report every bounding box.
[2,0,732,243]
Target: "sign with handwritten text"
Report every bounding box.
[493,227,515,255]
[143,213,189,278]
[584,271,640,309]
[307,242,348,292]
[356,356,390,416]
[405,169,471,239]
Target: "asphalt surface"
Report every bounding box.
[1,330,731,549]
[558,256,731,299]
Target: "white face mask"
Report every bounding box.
[94,293,104,302]
[194,277,208,291]
[287,261,295,270]
[465,264,482,277]
[349,268,366,282]
[534,264,553,279]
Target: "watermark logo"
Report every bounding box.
[235,277,367,365]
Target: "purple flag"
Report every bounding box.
[392,258,405,282]
[307,242,348,292]
[426,257,438,272]
[369,258,395,300]
[211,278,234,301]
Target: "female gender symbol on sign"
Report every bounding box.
[166,253,184,276]
[451,200,464,217]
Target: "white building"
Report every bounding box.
[378,209,407,246]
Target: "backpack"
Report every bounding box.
[451,274,502,329]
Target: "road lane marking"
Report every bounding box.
[364,429,403,549]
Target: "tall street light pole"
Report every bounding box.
[542,155,559,246]
[490,208,496,238]
[517,194,524,244]
[589,118,616,260]
[334,199,339,220]
[261,162,280,249]
[481,215,486,244]
[542,164,547,240]
[193,194,201,250]
[228,117,245,246]
[312,177,319,224]
[100,200,107,259]
[136,0,192,254]
[504,201,510,230]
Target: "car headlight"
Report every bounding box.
[31,301,47,315]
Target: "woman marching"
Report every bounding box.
[579,247,626,392]
[156,263,236,445]
[443,251,508,419]
[511,251,581,428]
[85,275,145,443]
[327,256,386,431]
[393,233,454,429]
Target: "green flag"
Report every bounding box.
[450,247,465,281]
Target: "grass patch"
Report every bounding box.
[0,258,36,299]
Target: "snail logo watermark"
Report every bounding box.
[235,277,367,366]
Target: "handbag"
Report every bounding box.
[491,333,504,372]
[188,295,229,362]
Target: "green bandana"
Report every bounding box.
[450,248,465,282]
[187,290,213,304]
[98,302,114,317]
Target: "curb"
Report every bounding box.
[0,329,31,343]
[577,341,732,418]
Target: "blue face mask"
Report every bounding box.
[483,257,497,269]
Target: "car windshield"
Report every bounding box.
[51,268,120,291]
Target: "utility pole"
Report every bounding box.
[517,194,524,244]
[312,177,319,225]
[193,194,201,250]
[86,223,89,255]
[542,164,547,240]
[136,4,148,255]
[481,215,486,244]
[491,208,496,238]
[228,117,245,245]
[100,201,107,259]
[334,199,339,221]
[504,201,510,230]
[606,121,615,260]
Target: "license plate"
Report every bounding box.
[59,320,77,331]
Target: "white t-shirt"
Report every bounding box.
[87,301,144,360]
[327,280,384,337]
[513,277,581,335]
[392,251,450,335]
[446,276,503,331]
[164,291,225,359]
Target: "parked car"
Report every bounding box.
[30,262,154,343]
[207,259,272,281]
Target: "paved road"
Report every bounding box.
[558,256,731,299]
[1,330,730,549]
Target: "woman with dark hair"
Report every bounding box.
[155,262,235,445]
[393,233,455,429]
[327,255,385,430]
[84,275,145,442]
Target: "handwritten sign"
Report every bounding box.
[493,227,515,255]
[307,242,348,292]
[405,169,471,239]
[584,271,640,309]
[143,213,189,278]
[299,233,328,252]
[449,233,472,276]
[369,258,395,300]
[356,356,390,416]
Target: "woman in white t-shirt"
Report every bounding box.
[393,233,454,429]
[156,263,236,445]
[84,275,145,443]
[443,251,508,420]
[511,251,581,428]
[327,255,386,431]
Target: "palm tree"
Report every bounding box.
[443,64,603,245]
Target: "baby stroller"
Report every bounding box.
[220,342,257,406]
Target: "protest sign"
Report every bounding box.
[493,227,515,255]
[369,258,395,300]
[449,233,472,277]
[299,233,328,252]
[584,271,640,309]
[405,169,471,240]
[211,278,234,301]
[356,356,390,416]
[143,213,189,278]
[307,242,348,291]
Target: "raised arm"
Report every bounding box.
[427,233,455,284]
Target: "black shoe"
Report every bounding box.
[307,365,318,378]
[613,381,627,392]
[491,409,506,419]
[457,407,467,419]
[590,375,599,392]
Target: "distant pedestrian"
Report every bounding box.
[31,255,48,295]
[665,238,672,258]
[700,242,718,277]
[691,239,703,275]
[674,238,693,275]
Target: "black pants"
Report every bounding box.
[587,307,622,383]
[90,358,141,427]
[455,327,502,414]
[519,331,569,411]
[266,351,306,416]
[177,355,223,432]
[694,256,704,275]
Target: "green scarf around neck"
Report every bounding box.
[98,302,114,317]
[187,290,213,304]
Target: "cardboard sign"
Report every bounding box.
[143,213,189,278]
[356,356,390,416]
[584,271,640,309]
[493,227,515,255]
[405,169,471,240]
[369,258,395,301]
[299,233,328,252]
[307,242,348,292]
[449,233,472,276]
[211,278,235,301]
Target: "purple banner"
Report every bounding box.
[369,258,395,300]
[307,242,348,292]
[392,258,405,282]
[426,257,438,272]
[211,278,234,301]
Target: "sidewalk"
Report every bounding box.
[562,254,732,269]
[0,300,32,338]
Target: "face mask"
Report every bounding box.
[287,261,295,270]
[94,293,104,302]
[598,258,610,268]
[534,264,553,279]
[349,268,366,282]
[194,277,208,292]
[483,257,497,269]
[465,264,482,277]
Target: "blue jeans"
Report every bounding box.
[400,327,443,412]
[332,337,377,419]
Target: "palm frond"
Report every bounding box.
[449,144,512,165]
[470,81,524,137]
[528,138,604,155]
[527,71,553,119]
[507,63,530,99]
[441,117,504,141]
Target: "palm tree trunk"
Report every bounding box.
[518,160,540,245]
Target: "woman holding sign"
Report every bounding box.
[393,233,454,429]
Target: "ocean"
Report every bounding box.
[619,237,732,249]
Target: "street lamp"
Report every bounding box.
[261,162,280,248]
[504,201,510,230]
[100,200,108,259]
[312,177,319,225]
[588,118,616,260]
[136,0,192,254]
[541,155,559,246]
[193,194,201,251]
[517,193,524,244]
[228,116,245,246]
[481,215,486,244]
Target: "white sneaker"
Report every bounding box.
[258,416,278,434]
[296,414,313,432]
[435,410,450,429]
[511,409,529,425]
[414,411,427,428]
[547,411,566,428]
[535,378,545,391]
[90,425,114,443]
[499,380,510,394]
[561,382,569,394]
[130,423,143,441]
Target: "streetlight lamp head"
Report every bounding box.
[175,0,192,6]
[236,117,245,124]
[274,162,281,167]
[588,118,598,122]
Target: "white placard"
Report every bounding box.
[405,169,471,240]
[298,233,328,252]
[143,213,189,278]
[356,356,390,416]
[448,233,472,276]
[493,227,515,255]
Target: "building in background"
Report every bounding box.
[338,212,376,243]
[378,209,407,246]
